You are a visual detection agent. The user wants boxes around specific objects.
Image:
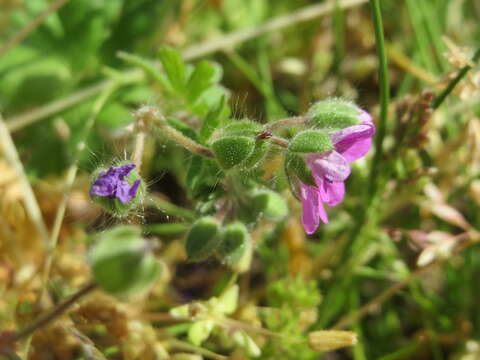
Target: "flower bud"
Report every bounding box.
[288,130,333,154]
[211,136,256,170]
[185,217,221,261]
[307,330,357,352]
[90,162,145,217]
[252,190,288,221]
[89,225,160,296]
[307,98,366,131]
[217,222,250,266]
[211,120,267,170]
[221,119,262,137]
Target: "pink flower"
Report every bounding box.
[300,111,375,234]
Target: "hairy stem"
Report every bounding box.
[132,107,153,170]
[142,106,214,158]
[256,130,290,148]
[367,0,390,199]
[147,196,196,221]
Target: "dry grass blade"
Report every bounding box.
[0,113,50,248]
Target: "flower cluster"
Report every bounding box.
[300,111,375,234]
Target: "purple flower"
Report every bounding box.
[90,164,141,204]
[300,111,375,234]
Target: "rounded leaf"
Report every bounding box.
[288,130,333,154]
[185,217,221,261]
[211,136,256,170]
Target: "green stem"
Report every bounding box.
[431,48,480,109]
[143,106,214,158]
[367,0,390,199]
[147,196,196,221]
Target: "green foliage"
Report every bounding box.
[3,1,480,359]
[184,217,221,261]
[186,156,222,199]
[251,190,288,221]
[89,225,160,296]
[158,46,187,94]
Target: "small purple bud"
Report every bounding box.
[90,164,142,204]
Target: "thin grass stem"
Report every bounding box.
[367,0,390,199]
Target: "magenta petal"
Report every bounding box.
[300,183,328,234]
[331,123,375,162]
[316,177,345,207]
[338,137,373,162]
[307,151,351,182]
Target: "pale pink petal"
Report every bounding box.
[359,110,373,124]
[300,183,328,234]
[307,151,351,182]
[330,123,375,162]
[317,177,345,207]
